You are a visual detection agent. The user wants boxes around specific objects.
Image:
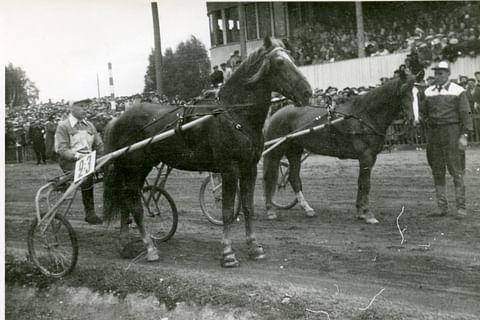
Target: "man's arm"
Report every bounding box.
[54,122,76,160]
[90,122,104,156]
[458,91,474,134]
[417,88,429,119]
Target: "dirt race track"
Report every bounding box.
[4,147,480,319]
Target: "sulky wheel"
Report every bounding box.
[142,186,178,244]
[27,214,78,278]
[271,160,298,209]
[199,174,241,226]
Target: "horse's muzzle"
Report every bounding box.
[294,90,312,107]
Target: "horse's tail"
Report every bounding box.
[102,118,123,223]
[102,160,124,223]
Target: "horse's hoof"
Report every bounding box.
[305,209,316,217]
[221,251,240,268]
[266,212,278,220]
[118,239,143,259]
[146,249,160,262]
[364,217,379,224]
[248,245,266,260]
[356,213,366,220]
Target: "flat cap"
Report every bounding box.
[72,99,92,106]
[432,61,450,70]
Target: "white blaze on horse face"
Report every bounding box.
[412,86,420,126]
[277,49,294,64]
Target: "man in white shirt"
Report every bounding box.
[220,63,233,84]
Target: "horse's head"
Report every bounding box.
[398,69,424,126]
[245,37,312,106]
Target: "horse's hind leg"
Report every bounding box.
[286,147,315,217]
[117,204,134,258]
[123,167,159,261]
[240,165,265,261]
[263,152,282,220]
[125,189,159,261]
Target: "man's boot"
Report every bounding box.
[427,185,448,217]
[82,188,102,225]
[454,183,467,219]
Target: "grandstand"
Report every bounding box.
[206,1,480,87]
[206,1,480,146]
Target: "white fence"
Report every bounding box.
[300,53,480,91]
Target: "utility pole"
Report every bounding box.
[96,73,101,98]
[108,62,115,98]
[355,1,365,58]
[151,2,163,95]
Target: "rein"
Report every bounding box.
[282,108,386,140]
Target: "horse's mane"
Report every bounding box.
[347,78,403,115]
[218,38,285,101]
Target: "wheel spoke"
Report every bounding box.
[142,187,178,243]
[28,215,77,277]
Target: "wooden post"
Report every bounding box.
[356,1,365,58]
[151,2,163,95]
[238,3,247,58]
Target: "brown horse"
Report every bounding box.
[103,37,312,267]
[263,70,420,224]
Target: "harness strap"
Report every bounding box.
[332,111,385,137]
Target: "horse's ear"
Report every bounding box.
[264,36,272,49]
[399,69,408,82]
[281,38,293,52]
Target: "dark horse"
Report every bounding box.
[103,37,312,266]
[263,70,420,224]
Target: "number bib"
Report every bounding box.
[74,151,96,183]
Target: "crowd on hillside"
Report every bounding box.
[291,1,480,66]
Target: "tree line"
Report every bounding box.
[143,35,211,99]
[5,63,39,107]
[5,35,211,107]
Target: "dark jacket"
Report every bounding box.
[421,82,473,134]
[28,124,45,146]
[466,86,480,114]
[210,70,224,87]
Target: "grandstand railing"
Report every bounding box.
[385,114,480,148]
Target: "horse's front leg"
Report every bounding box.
[240,165,265,261]
[127,190,159,261]
[356,152,379,224]
[221,171,240,267]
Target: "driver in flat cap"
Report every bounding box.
[55,99,104,224]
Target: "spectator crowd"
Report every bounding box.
[290,1,480,66]
[5,67,480,164]
[4,92,198,164]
